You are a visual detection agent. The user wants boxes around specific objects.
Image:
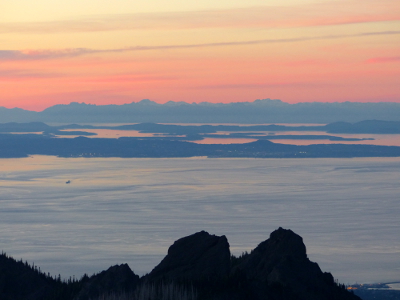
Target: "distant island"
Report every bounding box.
[0,228,364,300]
[1,120,400,158]
[3,119,400,135]
[3,99,400,123]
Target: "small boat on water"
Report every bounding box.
[66,180,71,184]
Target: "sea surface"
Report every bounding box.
[0,156,399,284]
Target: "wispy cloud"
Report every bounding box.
[196,82,329,89]
[0,49,91,60]
[0,69,62,80]
[1,0,399,34]
[81,74,177,83]
[1,30,399,62]
[366,56,400,63]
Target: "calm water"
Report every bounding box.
[0,156,399,284]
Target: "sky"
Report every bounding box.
[0,0,399,111]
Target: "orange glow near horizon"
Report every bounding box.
[1,0,399,111]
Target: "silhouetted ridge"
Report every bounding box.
[0,252,51,300]
[0,229,362,300]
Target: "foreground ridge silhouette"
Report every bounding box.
[0,228,361,300]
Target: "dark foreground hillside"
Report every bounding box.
[0,228,368,300]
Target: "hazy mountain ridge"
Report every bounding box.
[3,99,400,123]
[0,228,363,300]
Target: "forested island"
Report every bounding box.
[1,120,400,158]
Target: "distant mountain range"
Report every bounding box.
[2,99,400,123]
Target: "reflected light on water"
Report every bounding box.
[193,138,258,144]
[0,156,400,284]
[59,129,155,138]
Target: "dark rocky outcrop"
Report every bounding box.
[231,227,357,300]
[73,264,139,300]
[146,231,231,283]
[0,229,363,300]
[142,228,360,300]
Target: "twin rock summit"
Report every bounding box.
[1,228,361,300]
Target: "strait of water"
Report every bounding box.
[0,156,399,284]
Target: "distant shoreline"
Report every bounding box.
[1,137,400,159]
[1,120,400,158]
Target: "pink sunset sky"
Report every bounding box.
[1,0,399,111]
